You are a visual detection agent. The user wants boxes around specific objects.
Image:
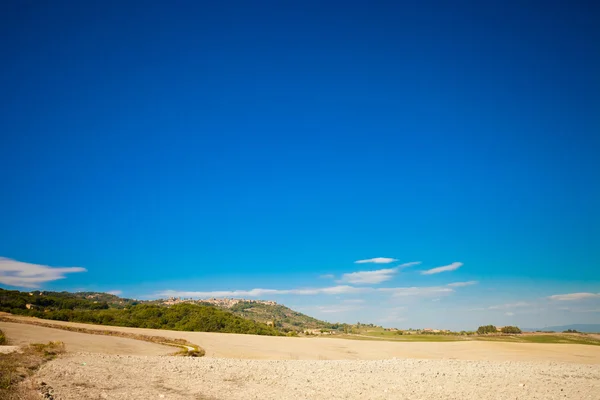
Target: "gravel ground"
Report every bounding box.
[37,353,600,400]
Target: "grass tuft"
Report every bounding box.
[0,341,66,399]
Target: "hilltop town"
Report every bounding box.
[162,297,277,308]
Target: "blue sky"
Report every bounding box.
[1,1,599,330]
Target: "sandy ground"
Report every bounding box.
[4,317,600,399]
[4,316,600,363]
[0,321,173,356]
[37,353,600,400]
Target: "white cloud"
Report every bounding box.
[379,286,454,297]
[155,281,471,300]
[339,267,399,284]
[338,261,421,284]
[0,257,86,288]
[505,312,514,316]
[398,261,422,268]
[343,299,365,304]
[421,262,463,275]
[106,290,122,296]
[488,301,531,310]
[377,307,407,324]
[156,285,370,299]
[315,305,364,314]
[447,281,478,287]
[547,292,600,301]
[319,274,335,279]
[354,257,398,264]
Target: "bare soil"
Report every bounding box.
[37,353,600,400]
[4,316,600,363]
[3,316,600,399]
[0,321,173,356]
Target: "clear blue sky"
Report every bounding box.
[1,1,599,330]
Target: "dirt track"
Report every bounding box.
[0,321,173,356]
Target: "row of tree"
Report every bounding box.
[477,325,522,334]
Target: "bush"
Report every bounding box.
[0,329,5,345]
[477,325,498,334]
[501,326,522,334]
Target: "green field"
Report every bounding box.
[331,327,600,346]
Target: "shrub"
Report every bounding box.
[477,325,498,334]
[500,326,522,334]
[0,330,5,345]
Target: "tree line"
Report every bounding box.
[477,325,522,334]
[0,289,282,336]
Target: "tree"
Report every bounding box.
[500,326,522,334]
[477,325,498,334]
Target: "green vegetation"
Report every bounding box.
[216,301,335,332]
[0,341,65,399]
[0,288,282,336]
[477,325,498,334]
[501,326,522,334]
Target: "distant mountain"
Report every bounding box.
[523,324,600,333]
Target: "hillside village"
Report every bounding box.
[162,297,277,307]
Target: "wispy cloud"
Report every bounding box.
[398,261,422,268]
[156,281,468,300]
[319,274,335,279]
[315,305,364,313]
[338,261,421,284]
[488,301,531,310]
[0,257,86,288]
[421,262,463,275]
[447,280,478,287]
[342,299,365,304]
[547,293,600,301]
[106,290,122,296]
[377,307,407,324]
[156,285,370,299]
[381,286,454,297]
[505,312,514,316]
[354,257,398,264]
[339,267,399,284]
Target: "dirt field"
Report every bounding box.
[3,316,600,399]
[0,321,173,356]
[37,354,600,400]
[4,316,600,363]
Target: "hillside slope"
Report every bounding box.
[222,301,335,331]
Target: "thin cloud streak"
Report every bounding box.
[354,257,398,264]
[0,257,86,288]
[488,301,531,310]
[338,261,421,284]
[339,267,399,284]
[547,292,600,301]
[421,262,463,275]
[155,282,467,300]
[447,281,478,287]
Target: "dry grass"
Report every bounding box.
[0,316,205,357]
[0,341,65,400]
